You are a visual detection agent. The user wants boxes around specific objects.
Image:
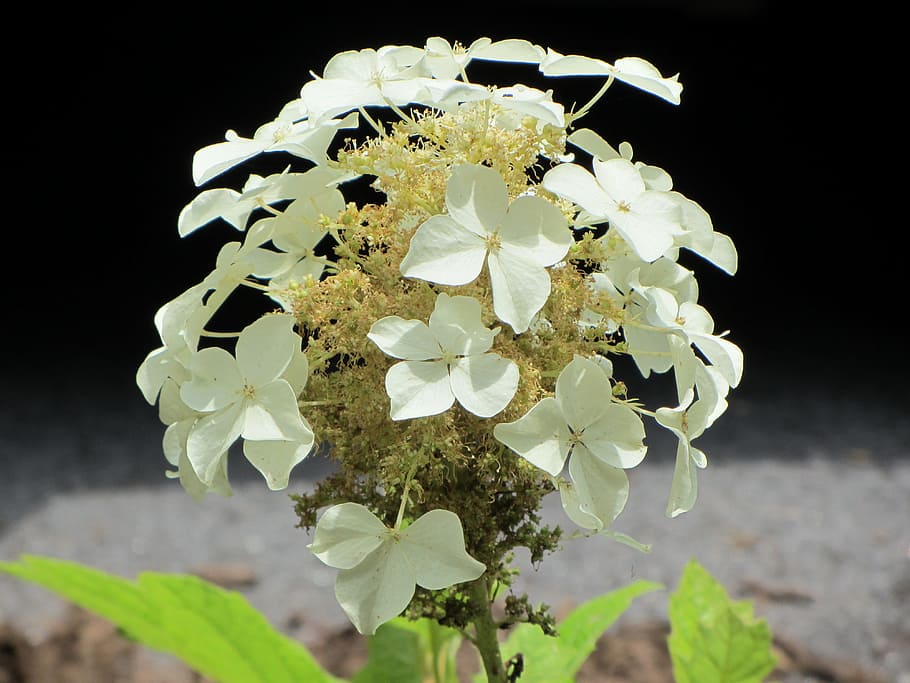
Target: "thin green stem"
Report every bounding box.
[394,460,420,530]
[567,75,615,125]
[467,577,507,683]
[199,329,242,339]
[358,106,385,136]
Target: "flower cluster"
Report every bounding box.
[138,37,741,635]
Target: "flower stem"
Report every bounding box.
[467,577,507,683]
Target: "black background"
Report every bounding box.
[9,2,894,402]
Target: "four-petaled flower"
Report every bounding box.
[178,314,314,486]
[543,157,684,262]
[309,503,485,634]
[494,356,646,529]
[400,164,572,333]
[368,293,519,420]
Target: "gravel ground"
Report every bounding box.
[1,362,908,682]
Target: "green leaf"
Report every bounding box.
[491,580,663,683]
[0,554,344,683]
[668,560,777,683]
[353,617,462,683]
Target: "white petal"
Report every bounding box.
[566,128,622,161]
[136,346,174,405]
[236,315,297,387]
[498,196,572,267]
[493,397,570,476]
[444,164,509,237]
[694,231,738,275]
[427,293,494,356]
[687,363,730,438]
[450,354,519,417]
[242,380,308,441]
[281,346,310,397]
[487,249,551,334]
[666,441,698,518]
[335,542,416,635]
[688,333,743,388]
[568,449,630,527]
[180,347,243,412]
[158,378,195,426]
[400,215,487,285]
[592,158,645,201]
[612,57,683,105]
[540,50,611,76]
[580,404,647,469]
[623,324,673,378]
[471,38,545,64]
[554,356,611,432]
[243,438,311,490]
[385,360,454,420]
[309,502,389,569]
[192,136,267,186]
[610,192,681,262]
[177,188,246,237]
[301,79,382,118]
[557,479,602,530]
[368,317,441,360]
[165,421,232,501]
[186,403,243,485]
[541,163,611,217]
[401,509,485,589]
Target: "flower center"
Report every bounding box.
[485,232,502,253]
[616,200,632,213]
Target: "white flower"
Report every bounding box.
[240,169,347,305]
[368,293,519,420]
[542,158,684,262]
[178,166,353,238]
[494,356,646,529]
[192,112,358,186]
[540,50,683,105]
[656,362,729,517]
[178,314,314,485]
[400,164,572,333]
[309,503,485,634]
[623,289,744,391]
[423,37,545,79]
[301,45,486,120]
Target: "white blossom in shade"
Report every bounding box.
[400,164,572,333]
[301,45,487,120]
[192,111,359,186]
[367,293,519,420]
[141,241,276,374]
[422,37,545,79]
[135,255,242,408]
[309,503,485,635]
[623,281,744,391]
[542,158,684,262]
[540,49,683,105]
[163,414,232,502]
[656,362,730,517]
[556,478,651,552]
[494,356,646,526]
[178,166,353,238]
[179,314,314,486]
[240,174,345,306]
